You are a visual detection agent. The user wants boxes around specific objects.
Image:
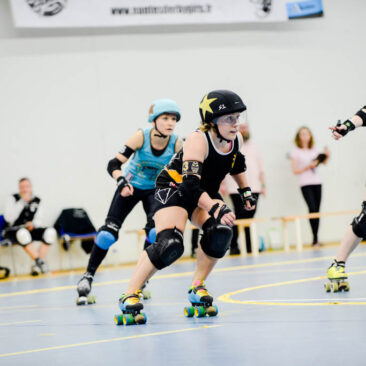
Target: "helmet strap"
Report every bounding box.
[153,120,168,139]
[213,123,231,144]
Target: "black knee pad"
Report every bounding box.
[351,201,366,238]
[99,220,119,241]
[146,228,184,270]
[200,217,233,258]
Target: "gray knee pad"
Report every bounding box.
[16,228,32,246]
[146,228,184,270]
[200,217,233,258]
[42,228,57,245]
[351,201,366,238]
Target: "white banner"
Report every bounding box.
[10,0,288,28]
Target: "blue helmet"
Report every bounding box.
[148,99,181,123]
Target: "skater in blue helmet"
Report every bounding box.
[76,99,183,305]
[325,105,366,292]
[115,90,256,325]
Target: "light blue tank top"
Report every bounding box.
[123,127,178,190]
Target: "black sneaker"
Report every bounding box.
[229,247,241,255]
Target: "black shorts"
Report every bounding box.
[3,227,49,246]
[154,186,223,220]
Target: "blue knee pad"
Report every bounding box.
[146,228,157,244]
[95,231,116,250]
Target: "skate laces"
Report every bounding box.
[121,292,141,305]
[192,280,209,296]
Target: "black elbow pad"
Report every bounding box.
[107,158,122,177]
[355,106,366,126]
[230,152,246,175]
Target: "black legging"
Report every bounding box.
[300,184,322,244]
[229,193,260,253]
[87,186,156,275]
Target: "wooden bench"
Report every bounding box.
[126,217,266,257]
[272,210,359,252]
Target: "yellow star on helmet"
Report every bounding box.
[200,95,217,120]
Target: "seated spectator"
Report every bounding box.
[3,177,56,275]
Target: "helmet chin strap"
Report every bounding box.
[213,123,231,144]
[153,121,168,139]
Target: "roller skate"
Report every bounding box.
[184,281,218,318]
[76,272,97,305]
[114,292,147,326]
[141,281,151,300]
[325,260,350,293]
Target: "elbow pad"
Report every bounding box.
[178,175,205,207]
[230,152,247,175]
[107,158,122,177]
[355,106,366,126]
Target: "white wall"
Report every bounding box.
[1,0,365,273]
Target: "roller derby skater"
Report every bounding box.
[76,99,183,305]
[117,90,256,325]
[324,105,366,292]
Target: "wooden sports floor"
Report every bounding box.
[1,245,366,366]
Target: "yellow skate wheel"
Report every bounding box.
[123,314,135,326]
[324,282,331,292]
[87,295,96,304]
[331,282,339,292]
[184,307,194,318]
[194,306,206,318]
[114,314,123,325]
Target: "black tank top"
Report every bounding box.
[156,130,239,197]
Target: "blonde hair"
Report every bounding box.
[199,122,213,133]
[294,126,314,148]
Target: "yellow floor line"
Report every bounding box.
[218,270,366,306]
[1,252,366,299]
[2,241,360,284]
[0,320,41,326]
[0,324,221,358]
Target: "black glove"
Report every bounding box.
[208,203,232,224]
[334,120,355,137]
[314,153,327,166]
[116,176,129,193]
[238,187,256,211]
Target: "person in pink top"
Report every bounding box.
[222,123,266,254]
[290,126,329,246]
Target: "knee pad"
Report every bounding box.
[351,201,366,238]
[95,230,116,250]
[146,228,184,270]
[99,220,120,240]
[42,228,57,245]
[16,228,32,246]
[200,217,233,258]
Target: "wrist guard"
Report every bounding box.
[116,176,129,192]
[335,120,356,136]
[208,203,232,224]
[238,187,257,210]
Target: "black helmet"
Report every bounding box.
[199,90,246,123]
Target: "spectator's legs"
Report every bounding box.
[301,185,322,245]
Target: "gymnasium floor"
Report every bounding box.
[1,245,366,366]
